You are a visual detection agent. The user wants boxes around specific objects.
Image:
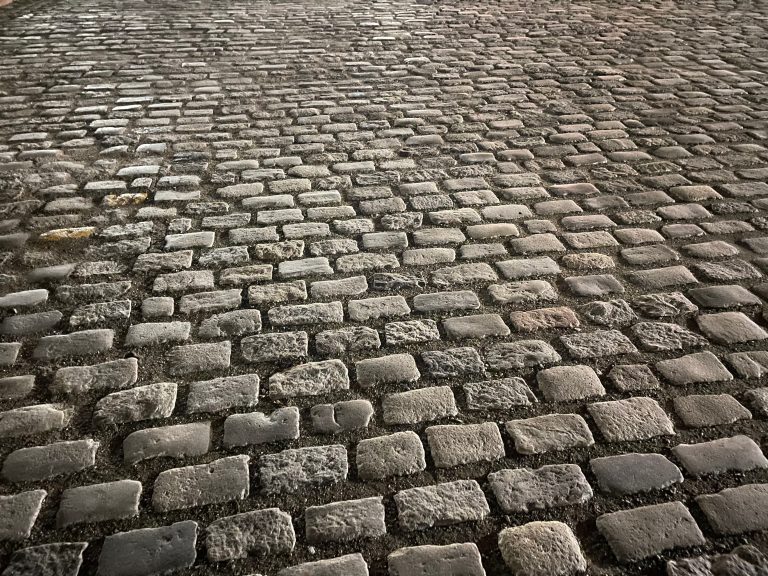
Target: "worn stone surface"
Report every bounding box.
[696,484,768,535]
[206,508,296,561]
[357,431,426,480]
[305,497,385,543]
[489,464,593,513]
[0,490,46,541]
[3,543,88,576]
[3,1,768,574]
[269,359,349,398]
[152,455,250,512]
[506,414,594,455]
[672,435,768,477]
[97,521,197,576]
[394,480,489,531]
[597,502,706,562]
[426,423,505,467]
[499,522,587,576]
[588,397,675,442]
[56,480,141,527]
[590,453,683,495]
[388,543,486,576]
[2,439,99,482]
[259,445,348,494]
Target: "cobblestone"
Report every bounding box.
[3,0,768,573]
[597,502,705,562]
[394,480,489,531]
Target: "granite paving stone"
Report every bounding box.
[590,453,683,495]
[597,502,705,562]
[588,397,675,442]
[3,1,768,573]
[499,522,586,576]
[394,480,490,531]
[97,521,197,576]
[672,435,768,477]
[3,543,88,576]
[696,484,768,535]
[388,543,486,576]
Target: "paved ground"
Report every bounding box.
[2,0,768,574]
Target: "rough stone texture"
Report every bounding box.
[597,502,706,562]
[499,522,587,576]
[152,455,250,512]
[426,422,505,467]
[0,490,46,540]
[269,360,349,398]
[506,414,594,455]
[167,341,231,375]
[357,431,426,480]
[666,545,768,576]
[56,480,141,527]
[97,521,197,576]
[656,351,733,385]
[2,543,88,576]
[588,397,675,442]
[0,404,70,438]
[4,1,768,573]
[186,374,259,414]
[259,445,348,494]
[696,484,768,535]
[536,365,605,402]
[388,543,486,576]
[277,553,369,576]
[242,331,308,362]
[464,377,537,409]
[305,497,386,543]
[489,464,593,513]
[394,480,490,531]
[590,453,683,495]
[93,382,177,427]
[206,508,296,561]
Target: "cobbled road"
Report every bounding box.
[1,0,768,574]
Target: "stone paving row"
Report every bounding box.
[1,0,768,574]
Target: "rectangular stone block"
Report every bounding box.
[597,501,705,562]
[388,543,485,576]
[394,480,489,531]
[426,422,505,467]
[269,360,349,399]
[186,374,259,414]
[206,508,295,561]
[696,483,768,535]
[97,521,197,576]
[259,445,348,495]
[152,455,249,512]
[57,480,141,527]
[305,496,385,544]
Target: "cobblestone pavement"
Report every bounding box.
[2,0,768,574]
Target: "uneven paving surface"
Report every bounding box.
[2,0,768,574]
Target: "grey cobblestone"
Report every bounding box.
[3,0,768,572]
[152,455,250,512]
[395,480,489,531]
[206,508,295,561]
[97,521,197,576]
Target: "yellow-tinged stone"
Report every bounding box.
[39,227,96,241]
[103,193,147,207]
